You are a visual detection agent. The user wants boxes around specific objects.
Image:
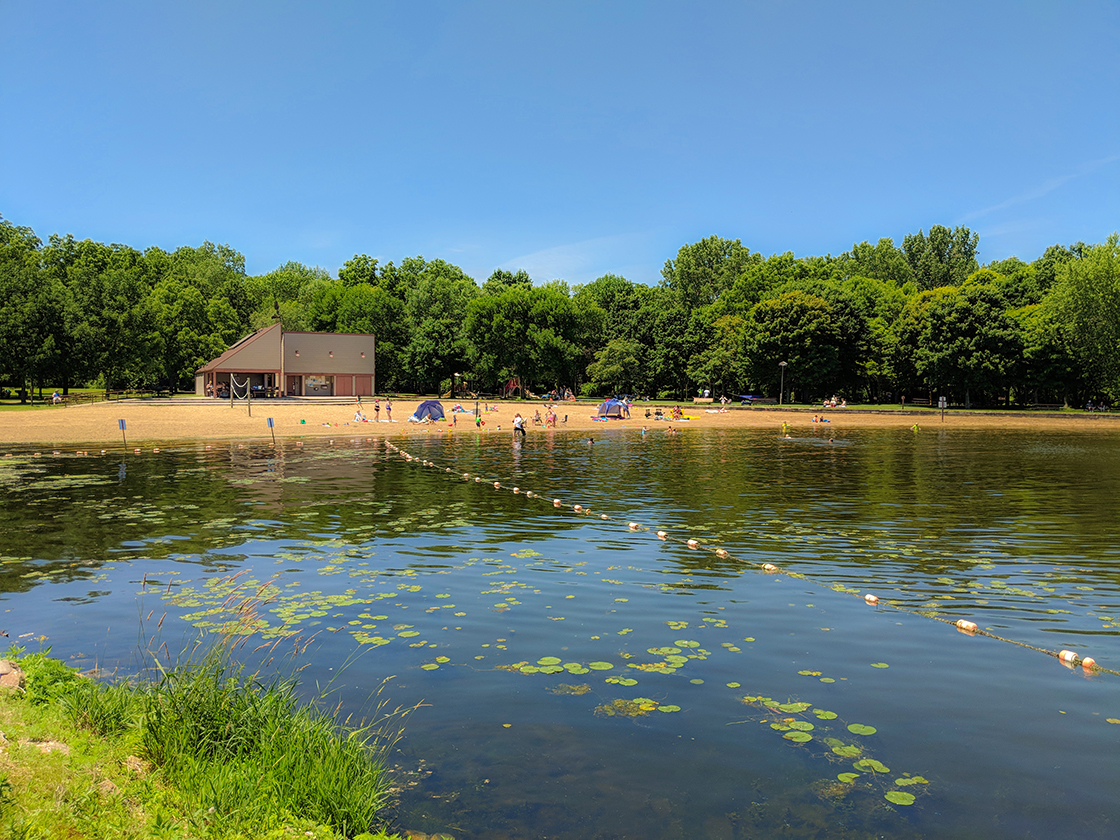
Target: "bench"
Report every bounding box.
[742,397,777,406]
[1029,404,1064,411]
[905,398,931,407]
[692,397,714,403]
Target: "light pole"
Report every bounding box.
[778,361,787,406]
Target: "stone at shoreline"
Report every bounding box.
[0,659,25,692]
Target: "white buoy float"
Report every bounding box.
[656,531,667,540]
[628,522,640,530]
[762,563,778,572]
[687,539,699,549]
[600,514,609,520]
[512,487,520,494]
[864,594,879,605]
[1059,649,1078,663]
[574,505,583,512]
[716,548,729,558]
[493,481,501,489]
[955,619,978,633]
[554,499,562,507]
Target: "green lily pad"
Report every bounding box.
[848,723,877,736]
[398,630,421,638]
[618,677,638,687]
[778,702,812,713]
[674,640,700,648]
[885,791,915,805]
[588,661,614,670]
[813,709,838,720]
[657,705,681,713]
[726,682,741,688]
[788,721,814,731]
[435,656,450,663]
[837,772,859,783]
[519,665,540,674]
[566,666,590,675]
[783,731,812,743]
[871,662,889,669]
[895,776,929,786]
[819,677,836,683]
[690,678,704,685]
[648,646,682,656]
[539,665,564,674]
[770,722,790,731]
[421,663,439,671]
[855,759,890,774]
[832,745,861,758]
[538,656,562,665]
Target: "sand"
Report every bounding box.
[1,398,1117,449]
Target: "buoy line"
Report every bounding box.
[382,439,1117,678]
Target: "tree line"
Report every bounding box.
[2,214,1117,406]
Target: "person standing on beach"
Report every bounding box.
[374,400,380,422]
[513,413,526,438]
[385,400,392,422]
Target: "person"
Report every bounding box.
[51,390,62,404]
[720,395,728,406]
[354,409,366,422]
[385,400,392,421]
[641,425,648,436]
[374,400,380,421]
[513,413,526,437]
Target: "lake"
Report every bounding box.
[2,425,1118,839]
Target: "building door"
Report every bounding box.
[287,376,302,396]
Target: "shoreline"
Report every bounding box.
[1,398,1118,448]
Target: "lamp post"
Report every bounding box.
[778,361,787,406]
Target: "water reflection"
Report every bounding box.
[0,428,1118,839]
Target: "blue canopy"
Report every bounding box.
[597,398,628,418]
[412,399,445,421]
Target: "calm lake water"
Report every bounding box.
[2,425,1119,839]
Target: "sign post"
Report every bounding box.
[118,418,127,449]
[267,417,275,446]
[939,395,947,422]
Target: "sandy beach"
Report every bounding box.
[1,397,1118,449]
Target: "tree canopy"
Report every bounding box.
[2,213,1117,406]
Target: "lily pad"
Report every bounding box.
[837,772,859,783]
[648,646,682,656]
[885,791,915,806]
[539,665,564,674]
[674,640,700,648]
[778,702,812,713]
[657,705,681,713]
[895,776,929,786]
[726,682,741,688]
[848,723,877,736]
[690,678,704,685]
[588,661,614,670]
[398,630,421,638]
[855,759,890,774]
[421,663,439,671]
[813,709,838,720]
[788,721,814,731]
[871,662,890,669]
[537,656,562,665]
[832,745,861,758]
[435,656,450,663]
[783,731,812,743]
[519,665,540,674]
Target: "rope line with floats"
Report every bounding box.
[382,438,1116,679]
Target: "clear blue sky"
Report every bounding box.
[3,1,1118,286]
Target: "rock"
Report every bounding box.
[98,779,119,796]
[0,661,25,692]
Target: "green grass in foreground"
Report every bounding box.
[0,645,405,840]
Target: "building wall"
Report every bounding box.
[211,324,282,372]
[283,332,375,376]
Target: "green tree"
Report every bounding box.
[586,339,646,396]
[1048,234,1120,399]
[743,291,841,400]
[661,236,760,311]
[902,225,980,291]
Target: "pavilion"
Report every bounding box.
[195,323,376,397]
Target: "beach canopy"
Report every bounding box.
[412,399,446,422]
[597,398,628,418]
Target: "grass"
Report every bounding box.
[0,643,406,840]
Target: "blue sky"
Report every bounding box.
[2,1,1118,286]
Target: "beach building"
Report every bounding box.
[195,323,376,397]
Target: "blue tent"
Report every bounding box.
[412,399,445,422]
[597,398,628,418]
